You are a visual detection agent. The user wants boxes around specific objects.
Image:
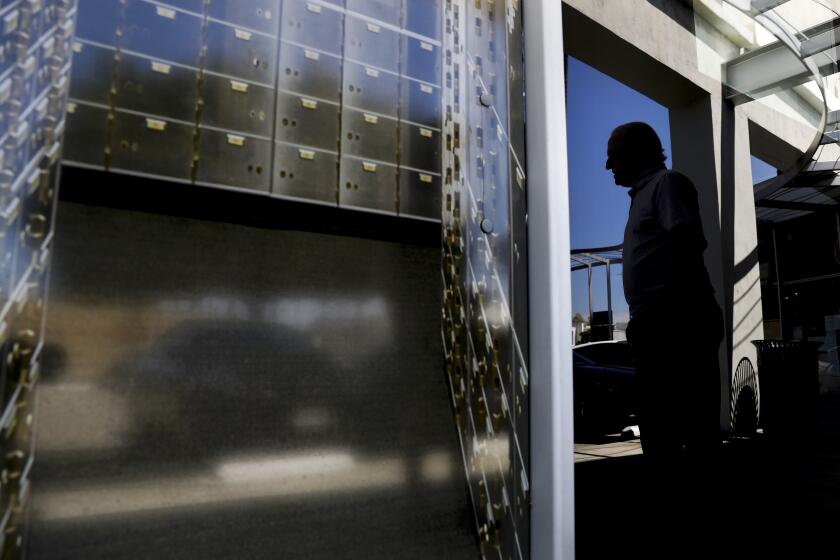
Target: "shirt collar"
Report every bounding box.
[628,166,665,198]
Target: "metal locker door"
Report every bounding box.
[6,120,30,179]
[398,168,439,220]
[400,78,440,128]
[342,61,399,118]
[110,110,194,180]
[201,74,274,138]
[0,77,14,140]
[273,142,337,204]
[0,6,20,75]
[75,0,119,45]
[280,0,343,57]
[338,156,396,213]
[163,0,204,14]
[345,0,400,27]
[340,107,397,164]
[13,54,38,109]
[205,21,277,86]
[402,0,440,39]
[344,15,399,74]
[401,35,440,86]
[20,0,44,51]
[35,35,57,97]
[398,121,440,173]
[196,128,271,192]
[274,91,339,152]
[0,193,20,308]
[62,101,108,166]
[207,0,280,35]
[115,52,198,123]
[122,0,203,68]
[277,43,342,102]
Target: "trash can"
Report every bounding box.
[751,340,820,438]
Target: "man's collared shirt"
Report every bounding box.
[622,167,714,319]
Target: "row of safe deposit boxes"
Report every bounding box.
[0,0,74,556]
[63,0,443,220]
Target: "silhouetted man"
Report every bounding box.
[607,122,723,466]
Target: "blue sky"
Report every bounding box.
[566,57,778,324]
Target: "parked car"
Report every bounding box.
[573,341,638,438]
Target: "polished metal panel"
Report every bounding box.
[62,101,107,166]
[402,34,441,86]
[275,91,339,152]
[0,74,15,139]
[340,107,397,164]
[122,0,203,68]
[398,120,440,173]
[442,1,527,557]
[0,6,21,75]
[201,73,274,138]
[277,42,342,102]
[399,78,440,128]
[205,20,278,86]
[280,0,343,57]
[115,51,198,123]
[398,168,439,220]
[343,14,399,74]
[346,0,399,27]
[196,128,271,192]
[207,0,280,35]
[402,0,440,39]
[272,142,337,202]
[160,0,204,14]
[19,0,44,51]
[75,0,119,45]
[338,156,396,213]
[342,61,399,118]
[110,109,194,179]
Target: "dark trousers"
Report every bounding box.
[626,301,725,548]
[626,301,724,463]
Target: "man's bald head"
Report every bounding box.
[606,122,666,187]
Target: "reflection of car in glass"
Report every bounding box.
[573,341,637,437]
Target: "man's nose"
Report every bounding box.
[605,157,612,170]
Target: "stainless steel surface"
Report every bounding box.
[109,110,194,180]
[200,73,274,138]
[342,60,399,118]
[340,107,397,164]
[207,0,281,35]
[115,51,199,123]
[275,91,340,152]
[398,168,440,220]
[399,121,440,173]
[272,142,338,203]
[441,1,529,557]
[399,79,440,128]
[277,42,343,103]
[402,0,440,39]
[28,200,475,559]
[280,0,344,57]
[344,14,399,74]
[402,35,440,86]
[75,0,119,46]
[204,20,278,86]
[339,156,397,213]
[122,0,203,68]
[196,128,271,192]
[346,0,400,27]
[62,101,107,166]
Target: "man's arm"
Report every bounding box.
[655,172,708,254]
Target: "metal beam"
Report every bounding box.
[756,198,839,212]
[724,17,840,103]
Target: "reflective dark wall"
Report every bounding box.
[63,0,442,220]
[28,200,477,559]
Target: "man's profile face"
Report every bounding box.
[605,131,633,187]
